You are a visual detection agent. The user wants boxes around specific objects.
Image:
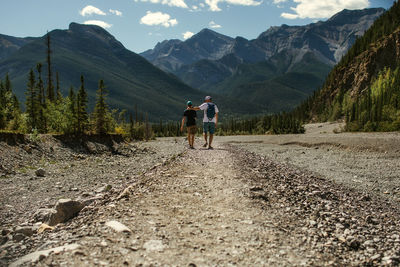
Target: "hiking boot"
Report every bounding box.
[190,146,195,149]
[208,146,213,150]
[203,143,208,148]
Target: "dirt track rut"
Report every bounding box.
[29,143,311,266]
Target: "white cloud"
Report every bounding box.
[273,0,287,3]
[209,21,222,28]
[140,11,178,27]
[135,0,188,8]
[280,0,370,19]
[205,0,262,12]
[80,5,106,16]
[281,12,299,19]
[83,20,112,29]
[183,31,194,39]
[109,9,123,16]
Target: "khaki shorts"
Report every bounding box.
[187,125,197,134]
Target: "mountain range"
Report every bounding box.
[141,8,384,112]
[0,24,260,121]
[0,8,385,120]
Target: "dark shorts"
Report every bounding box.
[187,125,197,134]
[203,122,215,134]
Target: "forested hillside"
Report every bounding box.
[291,1,400,131]
[220,1,400,134]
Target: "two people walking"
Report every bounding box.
[180,96,219,149]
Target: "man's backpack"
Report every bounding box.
[207,103,216,121]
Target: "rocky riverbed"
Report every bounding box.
[1,127,400,266]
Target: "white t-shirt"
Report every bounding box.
[199,102,219,123]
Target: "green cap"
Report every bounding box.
[187,100,192,106]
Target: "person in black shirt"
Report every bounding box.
[180,101,197,149]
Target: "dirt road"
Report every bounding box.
[4,137,400,266]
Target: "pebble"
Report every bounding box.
[105,220,132,233]
[143,240,165,252]
[35,168,46,177]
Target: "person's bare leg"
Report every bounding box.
[187,132,191,147]
[190,134,195,147]
[209,134,214,149]
[203,133,208,147]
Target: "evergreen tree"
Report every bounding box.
[9,94,22,131]
[0,74,21,131]
[56,72,62,102]
[67,87,77,133]
[36,63,47,132]
[25,69,40,131]
[0,79,5,129]
[76,75,88,134]
[93,79,109,134]
[4,73,11,92]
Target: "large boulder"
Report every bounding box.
[51,199,84,226]
[33,208,57,224]
[33,199,84,226]
[14,226,34,237]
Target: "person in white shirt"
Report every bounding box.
[193,96,219,149]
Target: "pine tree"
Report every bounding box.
[0,79,5,129]
[76,75,88,134]
[4,73,11,92]
[46,32,55,102]
[36,63,45,106]
[93,79,108,134]
[67,87,77,133]
[26,69,39,131]
[9,94,22,131]
[56,72,62,102]
[36,63,47,132]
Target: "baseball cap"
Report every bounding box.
[205,96,212,100]
[187,100,193,106]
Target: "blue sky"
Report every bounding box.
[0,0,393,53]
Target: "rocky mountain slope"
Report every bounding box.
[0,34,36,61]
[295,0,400,128]
[142,8,384,112]
[0,23,259,120]
[143,8,383,73]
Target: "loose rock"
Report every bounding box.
[105,220,131,233]
[35,168,46,177]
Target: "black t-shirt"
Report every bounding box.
[183,109,197,126]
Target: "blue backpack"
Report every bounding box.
[207,103,216,121]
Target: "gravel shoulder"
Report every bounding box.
[0,136,187,227]
[220,122,400,202]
